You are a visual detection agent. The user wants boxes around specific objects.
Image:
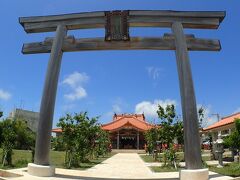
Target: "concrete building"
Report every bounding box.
[203,112,240,141]
[9,108,39,132]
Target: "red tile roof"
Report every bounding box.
[52,114,154,133]
[101,114,153,132]
[204,112,240,131]
[52,128,62,133]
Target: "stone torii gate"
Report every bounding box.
[20,10,225,179]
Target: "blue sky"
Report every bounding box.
[0,0,239,128]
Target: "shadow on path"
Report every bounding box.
[54,172,231,180]
[55,174,179,180]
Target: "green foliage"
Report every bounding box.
[57,112,110,168]
[235,118,240,133]
[13,119,36,150]
[144,104,206,167]
[162,144,178,169]
[224,119,240,163]
[144,127,159,154]
[52,135,65,151]
[151,165,181,172]
[174,120,184,145]
[144,104,183,168]
[14,159,29,168]
[224,119,240,150]
[95,130,110,157]
[0,118,35,167]
[1,119,16,166]
[0,111,3,118]
[198,106,205,128]
[0,148,114,170]
[157,104,183,148]
[209,163,240,177]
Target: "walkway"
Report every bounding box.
[8,153,235,180]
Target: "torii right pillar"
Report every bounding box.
[172,22,208,180]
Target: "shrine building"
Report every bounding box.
[52,113,153,150]
[102,114,153,149]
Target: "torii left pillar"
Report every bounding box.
[28,25,67,177]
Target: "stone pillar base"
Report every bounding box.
[180,168,208,180]
[28,163,55,177]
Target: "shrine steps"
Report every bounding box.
[111,149,145,154]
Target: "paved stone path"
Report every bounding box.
[8,153,235,180]
[85,153,154,178]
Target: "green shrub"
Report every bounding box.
[15,159,29,168]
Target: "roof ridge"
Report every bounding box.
[114,114,145,121]
[102,115,150,127]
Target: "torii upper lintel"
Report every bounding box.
[19,10,226,33]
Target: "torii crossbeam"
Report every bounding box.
[20,10,225,179]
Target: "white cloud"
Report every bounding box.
[0,89,11,101]
[135,99,177,119]
[134,100,218,128]
[146,67,163,80]
[62,72,89,88]
[62,72,89,101]
[64,87,87,101]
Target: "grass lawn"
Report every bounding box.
[140,154,156,162]
[209,163,240,177]
[151,162,240,177]
[0,149,115,170]
[150,166,182,172]
[140,152,185,163]
[140,152,212,163]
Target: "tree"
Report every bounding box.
[57,112,109,168]
[57,113,79,168]
[156,104,183,168]
[13,119,35,150]
[224,118,240,163]
[0,118,36,166]
[198,106,205,129]
[13,119,36,162]
[95,129,110,157]
[0,111,3,146]
[174,120,184,146]
[157,104,183,149]
[0,111,3,118]
[144,127,159,154]
[1,119,16,167]
[52,135,65,151]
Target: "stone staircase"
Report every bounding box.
[112,149,145,154]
